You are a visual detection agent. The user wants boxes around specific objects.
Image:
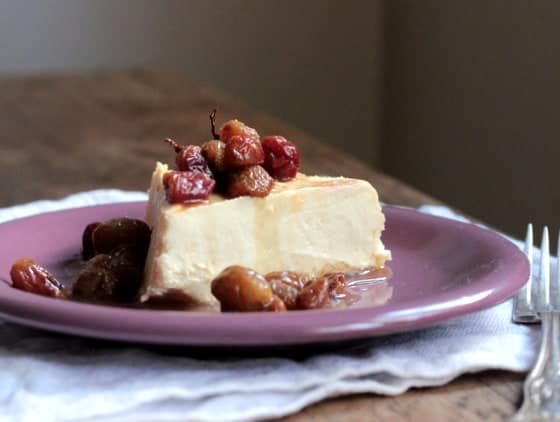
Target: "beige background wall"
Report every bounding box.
[0,0,384,166]
[383,1,560,237]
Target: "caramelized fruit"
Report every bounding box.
[211,265,284,312]
[219,119,260,144]
[163,170,216,204]
[296,274,348,310]
[176,145,212,176]
[165,139,212,176]
[223,136,265,169]
[107,246,145,301]
[72,254,119,302]
[92,218,151,256]
[72,248,144,303]
[72,255,119,302]
[201,140,227,173]
[261,136,300,181]
[296,278,330,310]
[81,221,100,260]
[10,258,67,298]
[227,165,273,198]
[161,113,303,202]
[265,271,305,310]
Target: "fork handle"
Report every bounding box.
[512,311,560,421]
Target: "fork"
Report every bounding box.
[512,225,560,421]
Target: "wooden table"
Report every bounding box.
[0,71,524,420]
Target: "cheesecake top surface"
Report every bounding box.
[150,162,366,208]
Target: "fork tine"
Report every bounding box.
[525,223,534,304]
[540,226,550,310]
[513,224,537,323]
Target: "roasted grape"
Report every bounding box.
[164,139,212,176]
[176,145,212,176]
[72,255,118,302]
[108,246,145,301]
[10,258,67,298]
[268,296,287,311]
[226,165,273,198]
[201,139,227,173]
[219,119,260,144]
[223,136,265,169]
[81,222,100,260]
[325,272,346,299]
[110,243,148,268]
[261,136,300,181]
[163,170,216,204]
[72,249,144,303]
[265,271,305,310]
[296,278,330,310]
[211,265,284,312]
[296,274,349,310]
[92,218,151,256]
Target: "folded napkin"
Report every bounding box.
[0,191,539,422]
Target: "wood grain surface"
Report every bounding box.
[0,71,524,421]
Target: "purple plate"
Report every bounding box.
[0,202,529,346]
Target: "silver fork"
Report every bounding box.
[512,225,560,421]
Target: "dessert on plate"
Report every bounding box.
[140,114,390,310]
[9,112,391,312]
[142,163,390,308]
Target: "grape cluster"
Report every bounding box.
[210,265,349,312]
[72,218,151,303]
[163,113,300,204]
[9,217,151,304]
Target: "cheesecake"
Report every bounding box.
[140,162,391,306]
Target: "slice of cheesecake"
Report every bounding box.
[140,162,391,306]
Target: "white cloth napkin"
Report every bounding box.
[0,191,539,422]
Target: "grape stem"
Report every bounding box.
[164,138,182,153]
[210,108,219,140]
